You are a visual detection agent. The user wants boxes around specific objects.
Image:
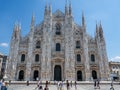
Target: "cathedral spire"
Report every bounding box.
[69,0,72,16]
[49,1,52,16]
[82,11,85,27]
[14,22,21,32]
[96,22,99,33]
[99,21,103,30]
[99,21,104,39]
[65,0,69,16]
[30,14,35,33]
[12,22,21,39]
[44,0,49,16]
[95,22,99,38]
[31,13,35,26]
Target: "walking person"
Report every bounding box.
[67,81,70,90]
[39,86,43,90]
[44,81,49,90]
[70,81,72,87]
[60,82,62,90]
[38,80,43,90]
[66,80,68,90]
[0,80,2,90]
[97,79,100,89]
[110,80,114,90]
[61,81,64,90]
[57,81,60,90]
[44,85,49,90]
[94,80,97,89]
[75,81,77,90]
[1,82,8,90]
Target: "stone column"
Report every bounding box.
[83,36,91,81]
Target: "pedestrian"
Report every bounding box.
[1,82,8,90]
[38,80,43,90]
[97,79,100,89]
[39,86,43,90]
[66,80,68,90]
[94,80,97,89]
[67,81,70,90]
[57,81,60,90]
[75,81,77,90]
[44,85,49,90]
[110,81,114,90]
[0,80,2,90]
[5,82,8,88]
[60,83,62,90]
[45,81,49,90]
[70,81,72,87]
[61,81,64,90]
[26,80,29,86]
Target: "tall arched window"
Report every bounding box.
[21,54,25,62]
[76,41,80,48]
[18,70,24,81]
[92,70,97,79]
[91,54,95,62]
[56,24,61,35]
[33,70,39,81]
[77,71,82,81]
[76,54,81,62]
[36,41,41,48]
[35,54,39,62]
[56,43,61,51]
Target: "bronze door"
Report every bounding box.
[54,65,62,81]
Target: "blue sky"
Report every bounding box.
[0,0,120,61]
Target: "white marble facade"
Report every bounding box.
[6,3,109,81]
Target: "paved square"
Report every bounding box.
[8,84,120,90]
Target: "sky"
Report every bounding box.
[0,0,120,62]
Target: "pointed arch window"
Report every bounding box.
[76,54,81,62]
[76,41,80,48]
[18,70,24,81]
[21,54,25,62]
[36,41,41,48]
[56,43,61,51]
[35,54,39,62]
[56,24,61,35]
[33,70,39,81]
[92,70,97,79]
[77,71,82,81]
[91,54,95,62]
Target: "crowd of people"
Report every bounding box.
[36,80,78,90]
[0,79,117,90]
[36,79,101,90]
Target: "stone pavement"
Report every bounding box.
[7,84,120,90]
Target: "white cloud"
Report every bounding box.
[110,56,120,62]
[0,43,8,47]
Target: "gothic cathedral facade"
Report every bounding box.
[6,3,109,81]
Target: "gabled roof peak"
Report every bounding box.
[53,9,64,17]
